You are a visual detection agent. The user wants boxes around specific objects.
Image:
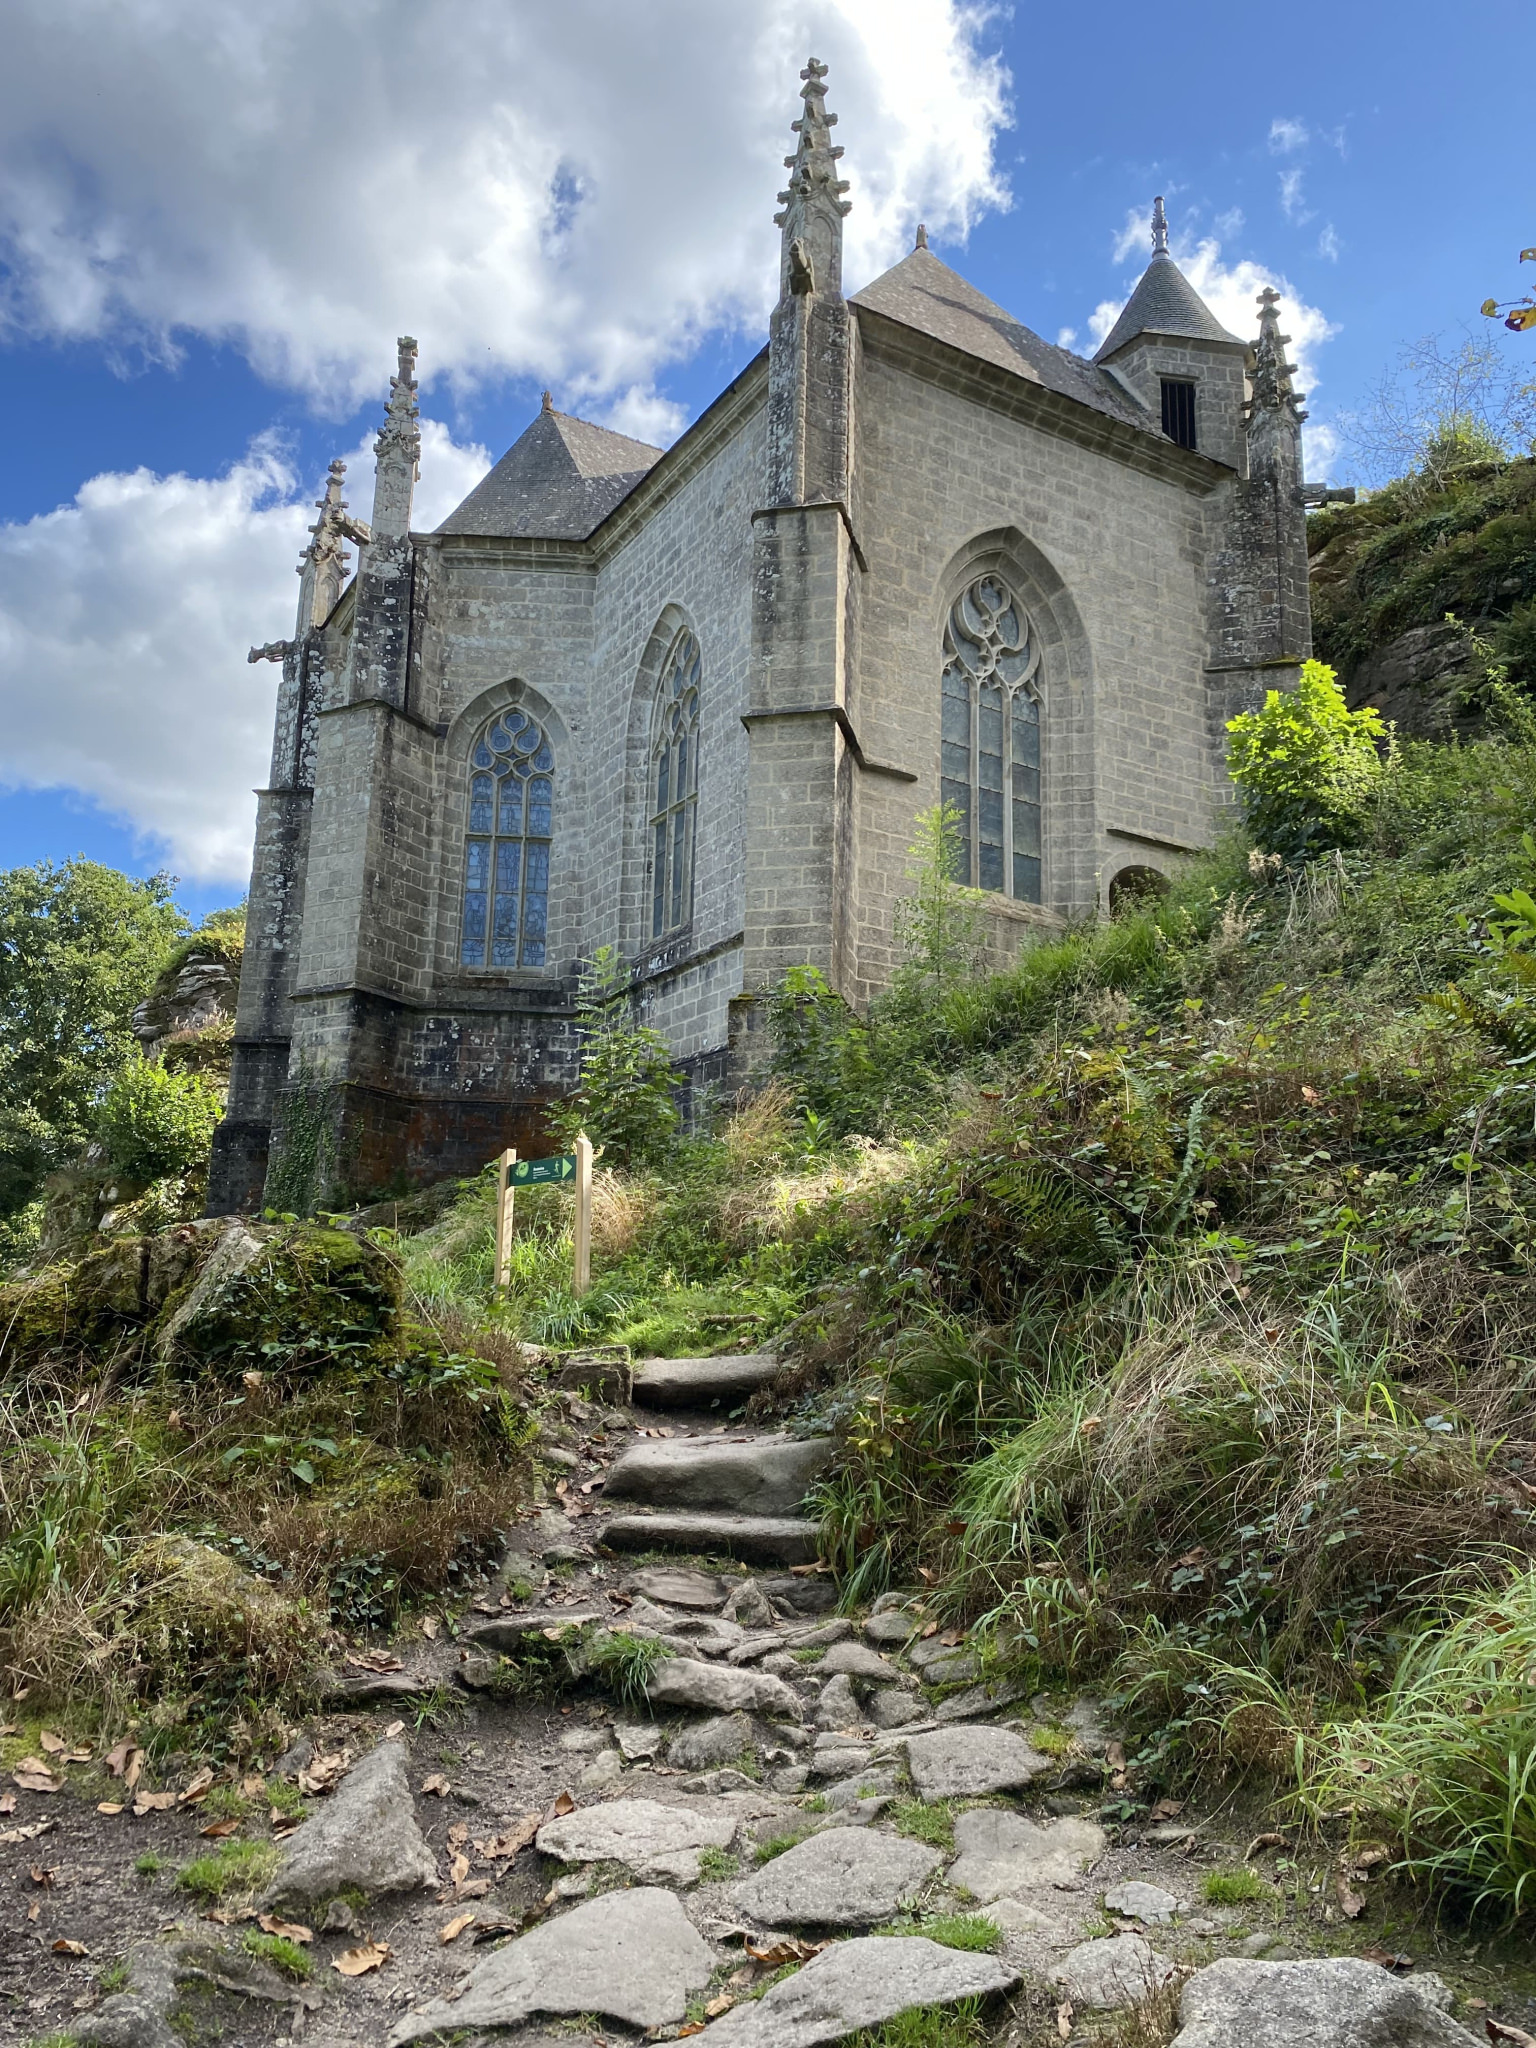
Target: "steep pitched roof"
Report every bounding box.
[851,246,1154,433]
[435,404,664,539]
[1093,252,1242,361]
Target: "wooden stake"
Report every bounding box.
[573,1131,594,1295]
[493,1146,517,1291]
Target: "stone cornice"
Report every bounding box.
[854,306,1234,493]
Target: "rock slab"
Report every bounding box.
[701,1935,1018,2048]
[388,1886,715,2045]
[628,1566,729,1608]
[947,1808,1105,1902]
[647,1655,804,1720]
[260,1741,438,1908]
[904,1723,1054,1799]
[1171,1957,1480,2047]
[537,1796,738,1884]
[1104,1879,1181,1925]
[604,1435,831,1517]
[1054,1934,1175,2012]
[731,1826,942,1927]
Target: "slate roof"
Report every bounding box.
[436,405,664,539]
[851,246,1154,434]
[1093,252,1243,361]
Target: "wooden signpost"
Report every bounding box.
[492,1133,594,1295]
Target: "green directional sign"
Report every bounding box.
[510,1153,576,1187]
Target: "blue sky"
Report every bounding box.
[1,0,1531,925]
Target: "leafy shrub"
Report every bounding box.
[95,1058,222,1184]
[1226,660,1387,858]
[551,945,681,1167]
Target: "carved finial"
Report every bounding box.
[1248,286,1308,423]
[1151,196,1169,257]
[541,389,553,413]
[915,223,928,251]
[772,56,851,301]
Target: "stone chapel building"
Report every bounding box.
[209,59,1317,1214]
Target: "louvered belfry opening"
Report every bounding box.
[1161,377,1198,450]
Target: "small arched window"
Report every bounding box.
[940,574,1042,902]
[649,631,701,937]
[460,708,554,968]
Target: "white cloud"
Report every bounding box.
[0,423,491,883]
[1214,207,1245,238]
[1318,223,1341,262]
[1302,420,1341,479]
[1269,117,1309,155]
[1087,225,1338,402]
[1278,167,1314,226]
[1056,326,1078,350]
[1112,207,1153,264]
[0,0,1011,415]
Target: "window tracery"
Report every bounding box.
[460,708,554,968]
[940,574,1042,903]
[649,632,701,937]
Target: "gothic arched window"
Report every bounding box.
[940,575,1042,902]
[649,631,701,938]
[460,708,554,968]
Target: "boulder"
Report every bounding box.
[730,1826,943,1928]
[1170,1957,1480,2047]
[647,1656,803,1720]
[537,1796,738,1885]
[870,1689,926,1729]
[864,1610,920,1648]
[614,1720,663,1760]
[604,1435,831,1517]
[904,1724,1054,1800]
[259,1741,438,1908]
[1053,1934,1175,2012]
[933,1676,1031,1723]
[947,1809,1105,1902]
[388,1886,715,2045]
[816,1672,865,1731]
[723,1578,780,1629]
[1104,1879,1181,1926]
[818,1640,902,1684]
[700,1935,1017,2048]
[668,1713,760,1772]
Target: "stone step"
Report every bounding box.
[630,1352,784,1408]
[602,1433,830,1517]
[600,1510,821,1566]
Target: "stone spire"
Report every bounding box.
[1151,195,1169,257]
[368,335,421,540]
[1247,287,1307,424]
[248,459,369,664]
[773,58,851,302]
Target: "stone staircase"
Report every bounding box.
[598,1353,828,1567]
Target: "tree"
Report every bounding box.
[1226,659,1387,859]
[550,944,681,1168]
[0,860,187,1216]
[1340,328,1536,489]
[891,802,989,1008]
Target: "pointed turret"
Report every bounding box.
[368,335,421,540]
[1093,199,1247,468]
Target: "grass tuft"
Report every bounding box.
[889,1797,955,1850]
[241,1928,313,1981]
[174,1839,280,1905]
[1199,1867,1266,1905]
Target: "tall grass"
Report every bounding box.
[1301,1568,1536,1915]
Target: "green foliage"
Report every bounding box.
[1226,661,1387,857]
[241,1928,313,1980]
[892,804,987,1008]
[1200,1867,1266,1905]
[753,1829,811,1863]
[174,1839,280,1903]
[95,1058,223,1184]
[846,1997,984,2048]
[1301,1567,1536,1914]
[0,858,186,1218]
[874,1913,1001,1953]
[551,945,681,1167]
[697,1846,739,1881]
[582,1624,674,1707]
[133,1852,167,1877]
[889,1797,955,1850]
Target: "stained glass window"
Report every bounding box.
[940,575,1042,904]
[650,632,701,938]
[460,709,554,968]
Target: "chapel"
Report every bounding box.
[209,59,1319,1214]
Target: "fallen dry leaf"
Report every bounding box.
[470,1917,520,1944]
[447,1821,469,1849]
[132,1791,177,1816]
[0,1793,14,1815]
[12,1759,63,1794]
[297,1750,350,1795]
[37,1732,90,1764]
[27,1903,40,1922]
[1148,1798,1185,1822]
[1336,1875,1366,1919]
[383,1719,405,1740]
[0,1819,55,1846]
[420,1773,452,1797]
[347,1650,402,1674]
[179,1768,215,1804]
[450,1851,470,1887]
[257,1914,313,1943]
[676,2028,705,2040]
[332,1941,389,1977]
[1056,1998,1074,2041]
[1362,1945,1413,1971]
[38,1731,66,1755]
[474,1814,540,1859]
[549,1790,576,1818]
[745,1938,827,1965]
[51,1938,88,1957]
[422,1616,441,1640]
[1348,1843,1392,1873]
[704,1996,734,2018]
[241,1774,266,1799]
[270,1806,303,1833]
[97,1802,125,1816]
[1487,2022,1536,2048]
[1245,1832,1288,1859]
[200,1817,242,1839]
[30,1866,55,1887]
[439,1912,476,1944]
[203,1908,238,1925]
